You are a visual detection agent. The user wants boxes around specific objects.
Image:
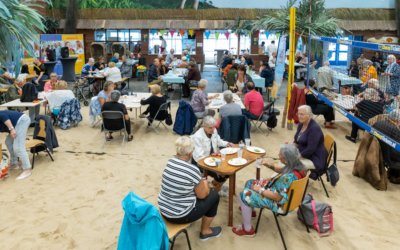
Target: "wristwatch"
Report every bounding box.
[9,127,14,131]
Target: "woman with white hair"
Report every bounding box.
[383,54,400,97]
[191,116,234,190]
[294,105,327,180]
[158,136,222,240]
[232,144,307,237]
[219,90,242,118]
[101,90,133,141]
[103,62,122,83]
[191,79,218,118]
[345,88,384,143]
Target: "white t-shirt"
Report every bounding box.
[104,67,122,83]
[267,44,277,56]
[46,90,75,111]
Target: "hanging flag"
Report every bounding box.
[215,31,220,40]
[274,35,287,98]
[188,29,194,36]
[159,29,167,36]
[179,29,185,36]
[265,31,270,39]
[150,29,157,35]
[205,30,211,39]
[169,29,176,37]
[224,31,230,40]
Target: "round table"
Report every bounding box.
[44,61,57,76]
[60,57,78,82]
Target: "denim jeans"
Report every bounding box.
[5,114,31,170]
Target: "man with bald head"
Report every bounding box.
[81,58,95,77]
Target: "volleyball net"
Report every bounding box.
[301,35,400,152]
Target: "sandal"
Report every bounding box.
[106,133,113,141]
[128,135,133,142]
[232,224,255,237]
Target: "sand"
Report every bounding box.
[0,104,399,250]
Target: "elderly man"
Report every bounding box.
[32,57,48,89]
[191,116,234,191]
[242,82,264,120]
[101,90,133,142]
[183,61,201,98]
[243,52,254,67]
[148,58,166,94]
[119,55,133,90]
[317,62,334,91]
[383,54,400,97]
[165,49,175,65]
[373,110,400,183]
[220,90,242,118]
[127,53,138,65]
[81,58,95,77]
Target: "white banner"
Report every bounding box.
[274,35,287,94]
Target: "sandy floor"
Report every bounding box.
[0,104,399,250]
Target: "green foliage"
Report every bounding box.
[252,0,342,37]
[0,0,46,74]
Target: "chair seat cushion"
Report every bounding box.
[26,139,45,148]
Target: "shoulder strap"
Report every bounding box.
[311,198,321,234]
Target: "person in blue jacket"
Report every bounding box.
[117,192,169,250]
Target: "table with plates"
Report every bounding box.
[332,72,363,93]
[119,92,151,118]
[251,74,266,89]
[207,92,245,109]
[197,145,266,226]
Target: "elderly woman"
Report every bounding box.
[102,90,133,141]
[191,79,218,118]
[158,136,222,240]
[44,73,58,92]
[0,110,32,180]
[219,90,242,118]
[89,81,115,126]
[345,88,384,143]
[305,80,336,128]
[294,105,327,179]
[358,79,385,103]
[360,60,378,84]
[139,85,168,125]
[383,54,400,97]
[45,81,75,114]
[234,65,253,95]
[233,144,307,236]
[191,116,234,191]
[103,62,122,84]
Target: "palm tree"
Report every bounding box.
[64,0,78,33]
[0,0,46,75]
[180,0,187,9]
[252,0,342,54]
[226,17,253,57]
[193,0,199,10]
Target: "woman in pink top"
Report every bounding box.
[44,73,58,92]
[242,82,264,120]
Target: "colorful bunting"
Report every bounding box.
[215,31,220,40]
[265,31,270,39]
[150,29,157,35]
[188,29,194,36]
[224,31,230,40]
[205,30,211,39]
[169,29,176,37]
[159,29,167,36]
[179,29,185,37]
[275,32,281,39]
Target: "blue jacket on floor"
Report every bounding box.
[117,192,169,250]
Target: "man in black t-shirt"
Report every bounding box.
[101,90,133,142]
[32,58,48,90]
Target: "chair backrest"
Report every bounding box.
[282,176,309,214]
[324,133,336,167]
[101,111,125,131]
[37,119,47,140]
[154,101,170,120]
[218,115,249,144]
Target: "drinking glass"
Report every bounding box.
[245,138,251,147]
[215,159,221,167]
[237,149,243,159]
[221,153,226,161]
[256,157,263,168]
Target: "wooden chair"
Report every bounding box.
[162,217,192,250]
[255,176,310,250]
[26,119,54,169]
[319,133,337,198]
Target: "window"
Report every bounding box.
[94,30,106,42]
[328,36,350,66]
[148,32,196,55]
[94,29,141,43]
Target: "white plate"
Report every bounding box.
[204,157,220,167]
[220,147,239,155]
[228,158,248,166]
[246,146,266,154]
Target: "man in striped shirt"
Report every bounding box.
[158,136,222,241]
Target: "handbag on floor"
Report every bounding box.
[297,193,333,237]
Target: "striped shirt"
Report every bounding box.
[158,158,202,218]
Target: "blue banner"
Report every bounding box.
[274,35,287,95]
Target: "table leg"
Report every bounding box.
[256,168,260,180]
[228,174,235,227]
[232,174,236,195]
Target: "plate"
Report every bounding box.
[228,158,247,166]
[204,157,220,167]
[246,146,266,154]
[220,147,239,155]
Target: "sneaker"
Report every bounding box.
[345,135,356,143]
[199,226,222,241]
[232,225,255,237]
[16,170,32,180]
[139,114,147,118]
